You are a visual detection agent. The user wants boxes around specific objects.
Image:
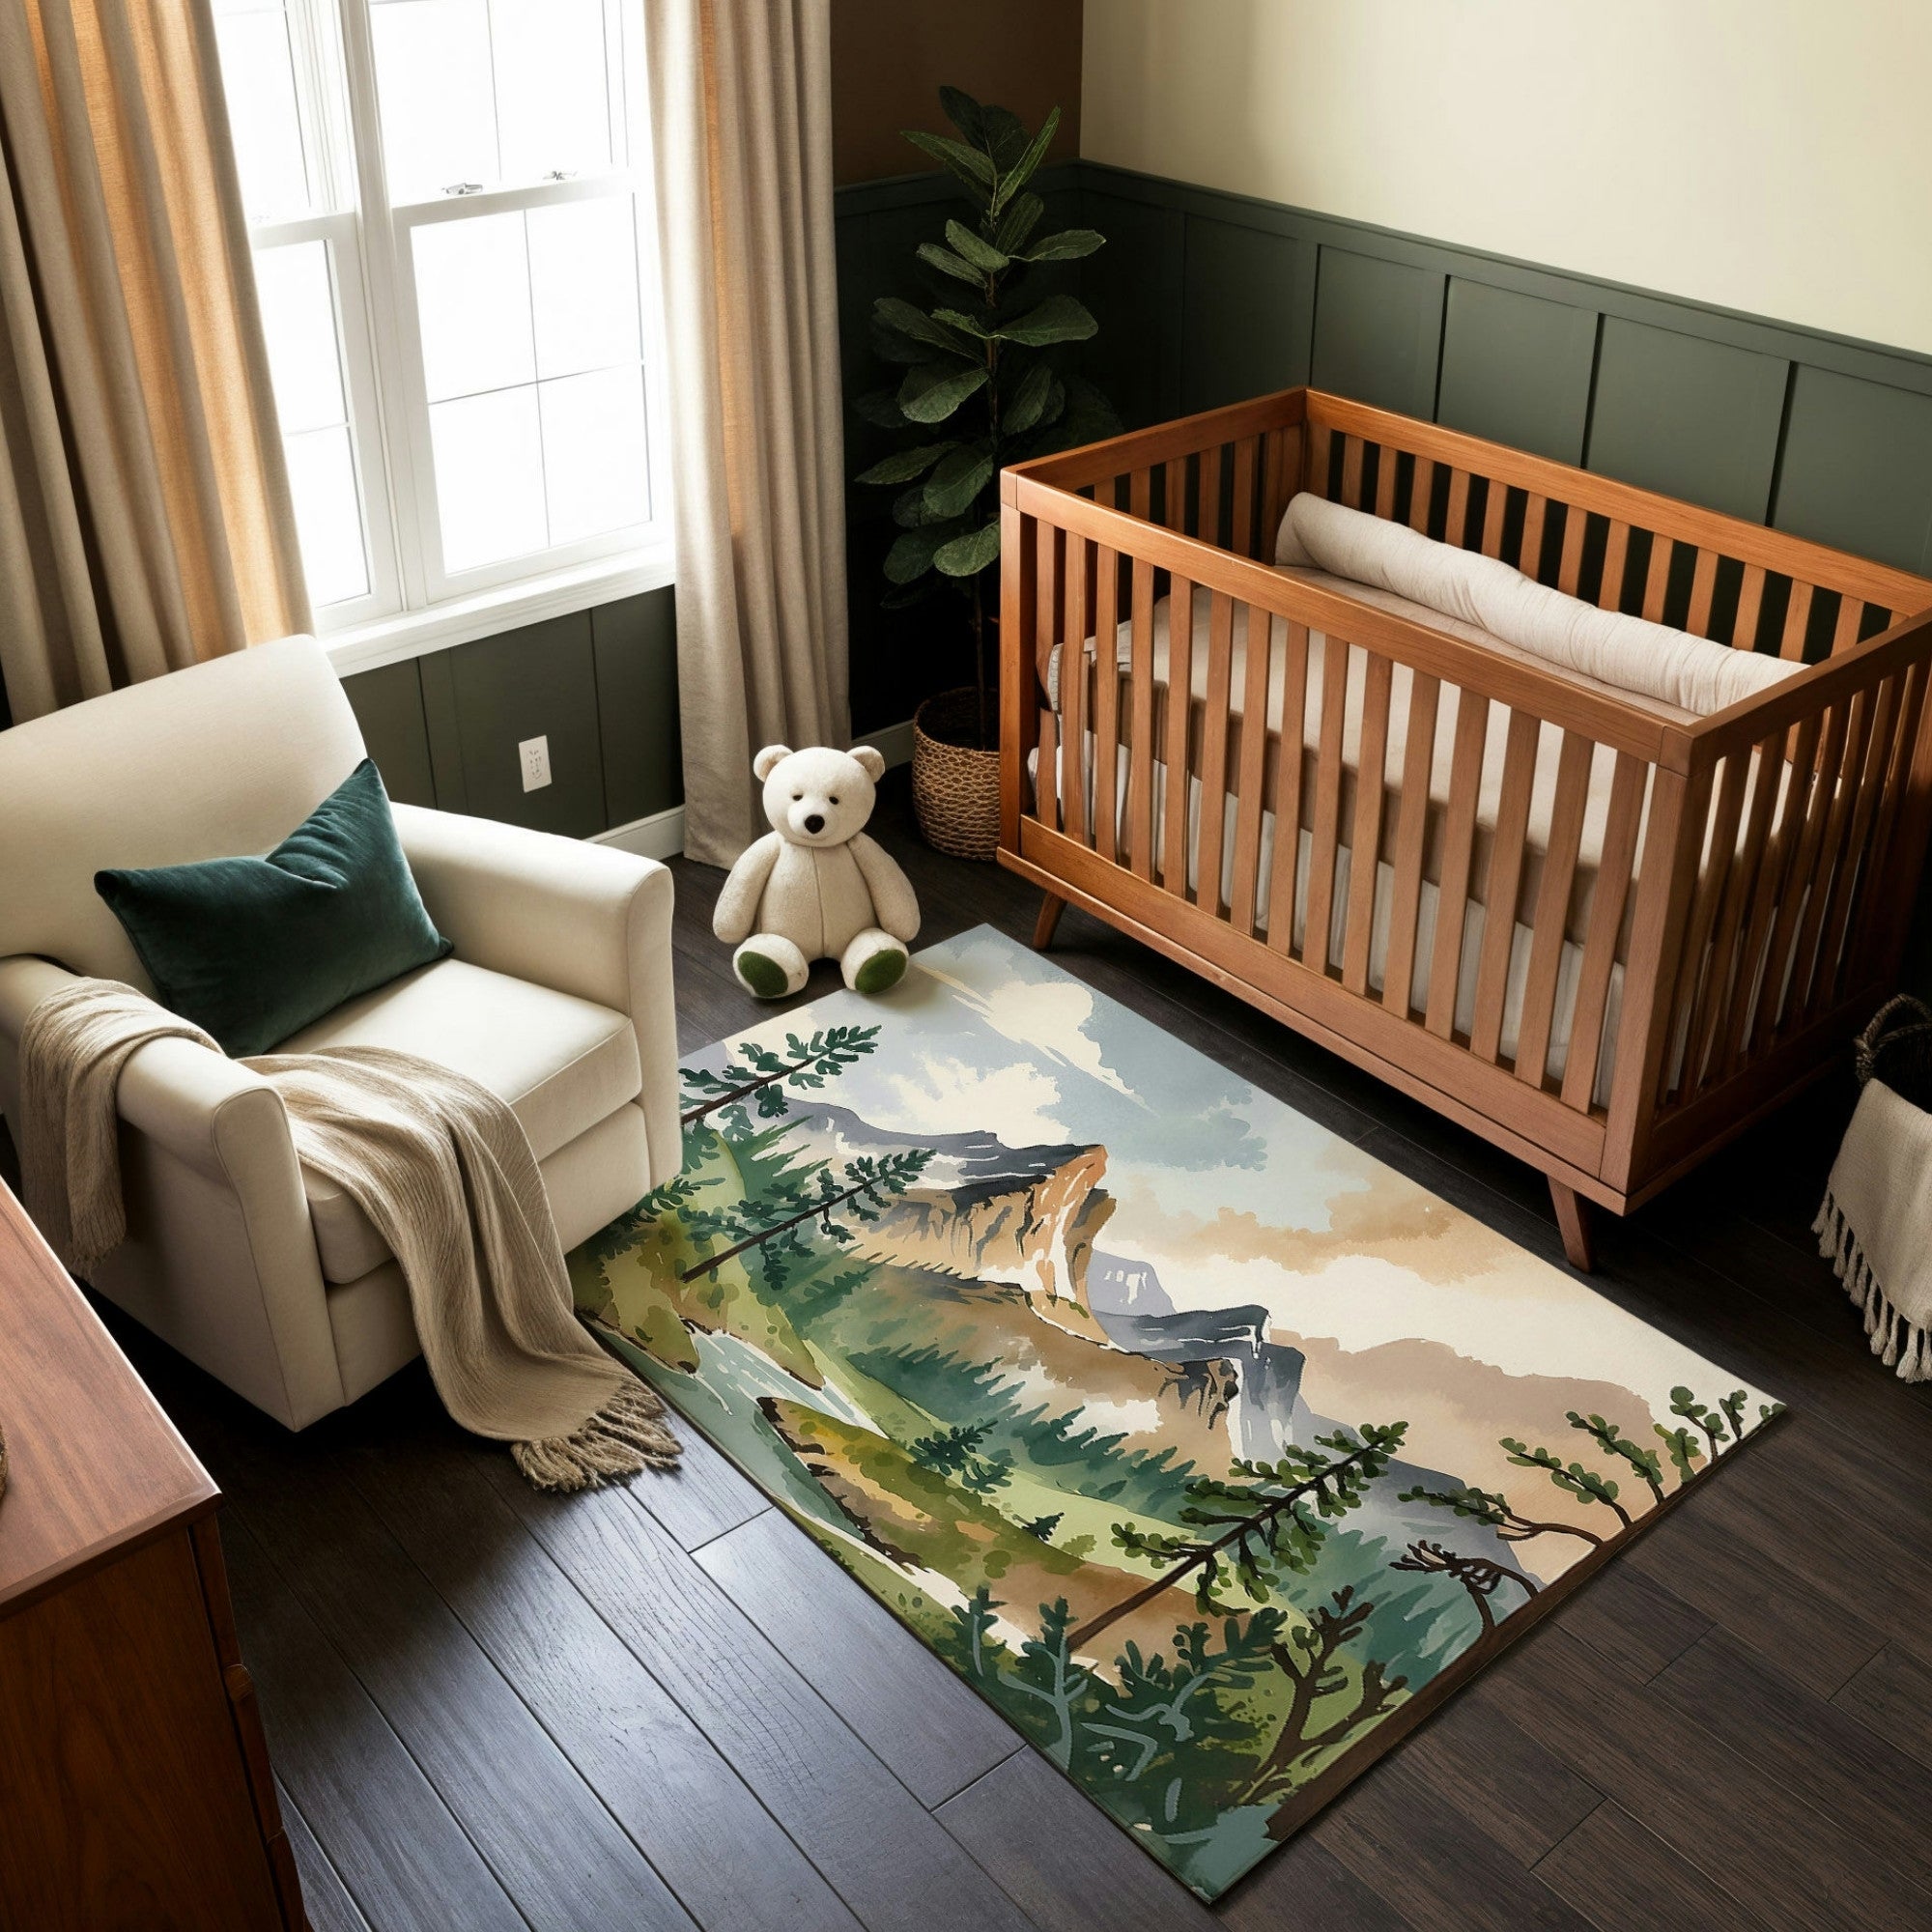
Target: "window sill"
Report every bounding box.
[322,540,676,677]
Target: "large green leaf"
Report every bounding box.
[874,296,975,359]
[937,86,986,146]
[852,387,908,429]
[1019,228,1105,264]
[916,242,982,288]
[931,307,992,341]
[894,482,953,528]
[989,107,1059,215]
[992,192,1045,256]
[898,362,990,424]
[855,441,956,486]
[945,219,1009,273]
[992,294,1096,347]
[902,129,995,196]
[867,315,926,365]
[933,521,1003,578]
[923,446,995,519]
[1001,362,1056,437]
[980,105,1032,170]
[884,525,953,584]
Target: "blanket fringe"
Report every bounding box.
[1815,1189,1932,1382]
[513,1379,682,1492]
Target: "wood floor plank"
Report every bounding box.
[696,1506,1022,1806]
[935,1749,1216,1932]
[228,1459,698,1931]
[275,1781,373,1932]
[1216,1831,1415,1931]
[1305,1752,1597,1931]
[1832,1643,1932,1775]
[483,1463,1037,1932]
[219,1518,526,1932]
[620,1423,772,1552]
[1548,1553,1712,1685]
[1534,1801,1769,1932]
[354,1432,863,1932]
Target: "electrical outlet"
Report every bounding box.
[519,734,553,792]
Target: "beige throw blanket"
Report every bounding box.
[19,979,678,1489]
[1815,1077,1932,1381]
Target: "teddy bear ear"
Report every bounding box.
[851,745,886,781]
[753,744,793,781]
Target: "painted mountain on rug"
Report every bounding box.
[570,925,1781,1902]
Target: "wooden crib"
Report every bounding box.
[998,387,1932,1268]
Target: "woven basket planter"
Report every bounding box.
[912,687,1001,861]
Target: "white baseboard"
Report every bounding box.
[589,718,914,861]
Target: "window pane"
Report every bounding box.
[540,365,647,544]
[285,426,369,606]
[431,387,546,570]
[369,0,497,204]
[252,241,345,435]
[490,0,611,185]
[527,196,639,380]
[411,212,534,401]
[214,9,310,221]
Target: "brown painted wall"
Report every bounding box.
[831,0,1083,185]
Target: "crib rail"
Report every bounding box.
[1001,387,1932,1212]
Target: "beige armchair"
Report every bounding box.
[0,638,680,1430]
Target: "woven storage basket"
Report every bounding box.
[912,688,1001,861]
[1854,994,1932,1112]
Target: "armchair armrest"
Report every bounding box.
[0,954,345,1429]
[391,805,681,1183]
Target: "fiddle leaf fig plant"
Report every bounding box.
[854,88,1117,749]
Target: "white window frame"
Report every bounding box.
[237,0,672,668]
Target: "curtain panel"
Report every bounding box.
[645,0,851,866]
[0,0,308,725]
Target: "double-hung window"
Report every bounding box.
[213,0,667,652]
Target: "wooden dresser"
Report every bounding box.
[0,1180,305,1930]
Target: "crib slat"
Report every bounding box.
[1380,671,1441,1019]
[1231,438,1258,557]
[1831,595,1864,659]
[1343,651,1395,996]
[1037,705,1060,835]
[1519,496,1548,581]
[1264,425,1301,539]
[1129,468,1151,523]
[1561,753,1648,1112]
[1161,576,1194,895]
[1780,582,1814,661]
[1469,710,1543,1063]
[1199,444,1224,551]
[1811,671,1905,1014]
[1557,508,1585,595]
[1408,458,1435,533]
[1264,622,1312,952]
[1309,424,1333,499]
[1641,537,1671,621]
[1092,542,1122,865]
[1125,557,1157,878]
[1658,749,1750,1103]
[1229,604,1274,935]
[1425,689,1492,1037]
[1789,680,1878,1019]
[1341,437,1365,512]
[1515,730,1596,1089]
[1164,456,1189,533]
[1060,533,1089,846]
[1302,634,1351,974]
[1373,442,1397,521]
[1480,482,1507,559]
[1687,550,1719,637]
[1852,660,1932,988]
[1600,522,1631,611]
[1682,724,1784,1095]
[1445,469,1472,548]
[1194,592,1237,917]
[1732,563,1766,650]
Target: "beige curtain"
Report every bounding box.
[646,0,850,866]
[0,0,309,725]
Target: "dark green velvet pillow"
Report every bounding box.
[95,758,451,1057]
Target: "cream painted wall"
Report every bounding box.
[1081,0,1932,356]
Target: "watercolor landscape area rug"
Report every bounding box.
[568,926,1782,1901]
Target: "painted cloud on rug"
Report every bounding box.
[571,925,1781,1902]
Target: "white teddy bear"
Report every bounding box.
[712,743,922,999]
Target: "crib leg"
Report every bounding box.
[1032,891,1067,951]
[1550,1180,1596,1273]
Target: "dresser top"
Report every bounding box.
[0,1180,217,1617]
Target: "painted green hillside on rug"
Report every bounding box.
[569,926,1781,1902]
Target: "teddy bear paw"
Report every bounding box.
[841,928,908,995]
[734,934,810,999]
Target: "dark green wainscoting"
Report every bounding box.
[340,587,679,839]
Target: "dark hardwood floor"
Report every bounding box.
[69,778,1932,1931]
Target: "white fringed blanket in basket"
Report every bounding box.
[1815,997,1932,1380]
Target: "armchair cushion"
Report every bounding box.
[94,759,450,1056]
[278,956,642,1282]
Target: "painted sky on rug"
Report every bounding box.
[718,925,1752,1418]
